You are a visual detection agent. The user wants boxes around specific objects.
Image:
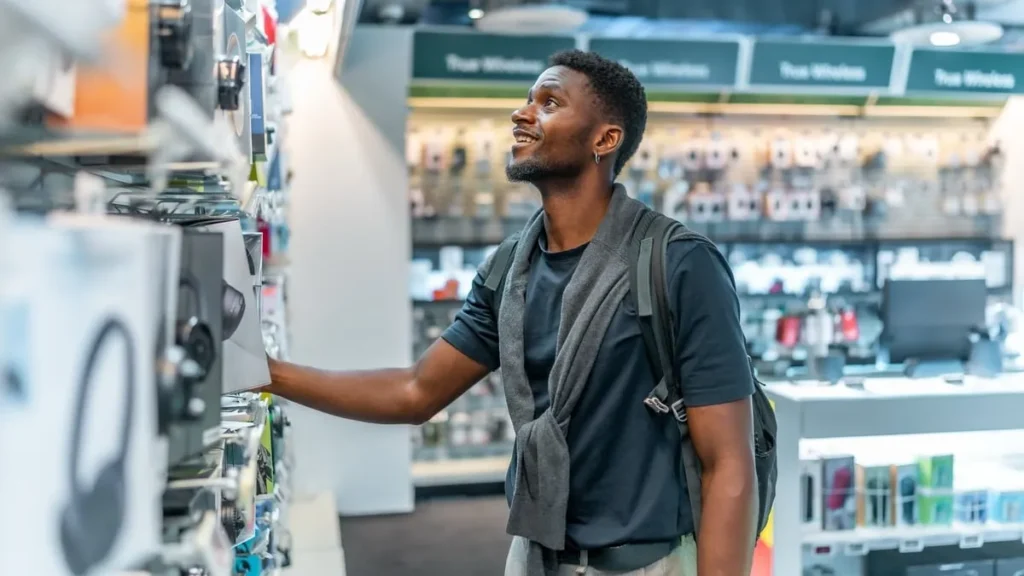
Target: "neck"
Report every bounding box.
[536,173,613,252]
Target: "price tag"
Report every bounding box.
[809,544,835,557]
[844,542,869,556]
[959,533,984,549]
[899,538,925,553]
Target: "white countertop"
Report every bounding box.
[765,373,1024,439]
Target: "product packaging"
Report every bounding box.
[857,462,894,527]
[822,455,857,531]
[918,455,955,526]
[800,456,823,533]
[892,462,920,527]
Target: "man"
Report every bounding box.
[265,50,757,576]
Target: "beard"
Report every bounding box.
[505,155,584,183]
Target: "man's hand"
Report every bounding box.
[260,339,491,425]
[688,397,757,576]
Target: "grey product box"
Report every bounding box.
[801,457,823,532]
[163,0,216,117]
[169,230,225,465]
[906,560,994,576]
[822,455,857,531]
[997,558,1024,576]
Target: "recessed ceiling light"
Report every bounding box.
[930,30,962,46]
[468,8,485,20]
[892,21,1002,46]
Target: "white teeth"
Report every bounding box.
[515,134,536,144]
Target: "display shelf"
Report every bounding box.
[415,441,515,462]
[768,374,1024,576]
[803,522,1024,555]
[412,455,511,487]
[411,215,1006,249]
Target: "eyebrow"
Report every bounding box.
[528,80,565,101]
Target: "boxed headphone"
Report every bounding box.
[0,216,162,576]
[168,228,225,466]
[214,0,253,163]
[185,219,270,393]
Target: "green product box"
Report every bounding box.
[918,455,955,525]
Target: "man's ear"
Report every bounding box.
[593,125,623,158]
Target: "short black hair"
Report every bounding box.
[549,49,647,177]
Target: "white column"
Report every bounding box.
[282,26,415,516]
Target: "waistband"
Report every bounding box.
[553,539,680,573]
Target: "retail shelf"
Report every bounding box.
[412,216,529,247]
[411,215,1005,249]
[412,455,511,487]
[769,374,1024,576]
[415,441,514,463]
[803,523,1024,555]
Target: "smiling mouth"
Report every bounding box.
[513,130,539,145]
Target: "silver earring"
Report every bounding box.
[594,151,601,164]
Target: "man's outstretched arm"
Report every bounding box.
[266,339,491,425]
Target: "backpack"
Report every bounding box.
[483,209,778,541]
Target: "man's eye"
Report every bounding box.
[546,98,558,107]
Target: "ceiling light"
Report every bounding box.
[892,21,1001,46]
[468,8,484,20]
[930,30,962,46]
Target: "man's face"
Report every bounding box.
[506,66,597,185]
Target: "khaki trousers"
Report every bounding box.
[504,535,698,576]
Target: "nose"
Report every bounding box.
[511,104,533,126]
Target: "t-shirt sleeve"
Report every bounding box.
[441,271,501,371]
[667,240,754,407]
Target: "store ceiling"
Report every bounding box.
[360,0,1024,40]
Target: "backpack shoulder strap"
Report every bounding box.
[484,233,520,314]
[629,212,711,539]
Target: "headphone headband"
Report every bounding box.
[67,318,136,490]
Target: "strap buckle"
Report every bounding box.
[670,400,687,423]
[643,395,671,414]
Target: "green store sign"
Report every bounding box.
[906,49,1024,94]
[412,30,577,82]
[749,40,895,90]
[588,38,740,87]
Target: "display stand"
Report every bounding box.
[768,376,1024,576]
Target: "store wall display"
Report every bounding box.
[0,0,297,572]
[408,111,1004,240]
[407,107,1016,473]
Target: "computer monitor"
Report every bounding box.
[881,278,987,365]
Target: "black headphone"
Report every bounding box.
[221,281,246,340]
[60,317,136,576]
[178,273,217,377]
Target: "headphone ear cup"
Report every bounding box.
[221,282,246,340]
[59,464,125,575]
[60,503,91,575]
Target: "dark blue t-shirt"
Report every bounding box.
[441,234,753,550]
